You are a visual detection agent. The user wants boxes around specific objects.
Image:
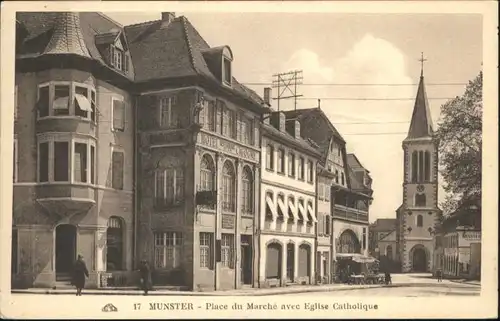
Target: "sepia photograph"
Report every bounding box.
[1,1,497,319]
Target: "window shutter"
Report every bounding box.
[109,45,115,66]
[112,151,124,189]
[124,54,129,73]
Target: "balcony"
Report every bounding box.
[333,204,369,223]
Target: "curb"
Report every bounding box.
[11,282,478,296]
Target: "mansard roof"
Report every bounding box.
[406,75,434,140]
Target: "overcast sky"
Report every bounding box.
[107,12,482,222]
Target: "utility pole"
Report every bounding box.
[271,70,303,111]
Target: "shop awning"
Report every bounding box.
[266,196,277,220]
[297,202,306,220]
[277,197,287,220]
[288,201,299,221]
[335,253,378,264]
[307,203,318,223]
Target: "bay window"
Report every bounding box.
[37,135,96,184]
[37,82,96,120]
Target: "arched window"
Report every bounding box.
[222,161,236,212]
[424,151,431,181]
[241,167,253,214]
[415,194,426,207]
[200,154,215,191]
[107,216,124,271]
[338,229,361,253]
[416,215,423,227]
[411,151,418,183]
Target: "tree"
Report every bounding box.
[436,71,482,215]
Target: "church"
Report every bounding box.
[395,62,442,273]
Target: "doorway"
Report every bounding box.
[286,243,295,282]
[412,247,427,272]
[240,235,252,285]
[55,224,77,279]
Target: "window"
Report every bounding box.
[13,139,18,182]
[90,146,95,184]
[11,229,18,274]
[386,245,393,260]
[200,155,216,209]
[74,86,90,118]
[222,161,236,212]
[341,173,345,185]
[325,215,330,235]
[223,58,232,85]
[241,167,253,214]
[112,150,124,190]
[288,152,295,177]
[265,191,274,221]
[106,217,124,271]
[159,96,177,128]
[53,85,70,116]
[318,182,324,201]
[112,98,125,131]
[54,142,69,181]
[424,151,431,181]
[298,157,305,180]
[287,196,295,222]
[221,234,234,268]
[277,149,285,174]
[154,232,183,269]
[201,100,216,131]
[240,116,253,145]
[155,168,185,207]
[37,85,50,117]
[416,215,423,227]
[266,144,274,170]
[222,107,235,138]
[298,199,305,224]
[325,184,330,202]
[74,143,88,183]
[335,169,339,184]
[200,232,213,269]
[38,142,49,182]
[114,48,123,71]
[307,160,314,183]
[90,90,96,122]
[415,194,426,207]
[411,151,418,182]
[277,194,286,221]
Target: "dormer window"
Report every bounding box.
[103,32,129,74]
[114,48,123,70]
[223,58,231,85]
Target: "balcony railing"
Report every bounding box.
[333,204,368,222]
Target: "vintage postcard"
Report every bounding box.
[0,1,498,319]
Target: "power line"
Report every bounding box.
[297,97,454,101]
[242,82,468,87]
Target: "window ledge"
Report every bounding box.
[37,116,96,124]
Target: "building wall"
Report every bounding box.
[12,68,135,289]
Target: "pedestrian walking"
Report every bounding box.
[139,260,152,295]
[436,268,443,282]
[384,270,392,285]
[72,254,89,296]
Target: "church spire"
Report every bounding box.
[405,53,434,140]
[43,12,91,58]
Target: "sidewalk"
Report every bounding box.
[11,280,474,296]
[449,279,481,286]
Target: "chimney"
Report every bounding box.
[263,87,272,106]
[161,12,175,28]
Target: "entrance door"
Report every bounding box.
[240,235,252,285]
[55,224,77,278]
[412,248,427,272]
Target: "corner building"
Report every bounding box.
[258,112,321,287]
[13,12,269,290]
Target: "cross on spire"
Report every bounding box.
[419,52,427,77]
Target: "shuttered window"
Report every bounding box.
[112,150,124,190]
[112,99,125,131]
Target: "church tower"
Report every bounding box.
[396,55,440,273]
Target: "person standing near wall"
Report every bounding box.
[72,255,89,296]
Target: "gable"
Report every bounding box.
[115,37,124,51]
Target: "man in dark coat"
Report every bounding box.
[72,254,89,296]
[139,260,152,295]
[436,268,443,282]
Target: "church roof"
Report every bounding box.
[406,74,434,140]
[370,218,397,232]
